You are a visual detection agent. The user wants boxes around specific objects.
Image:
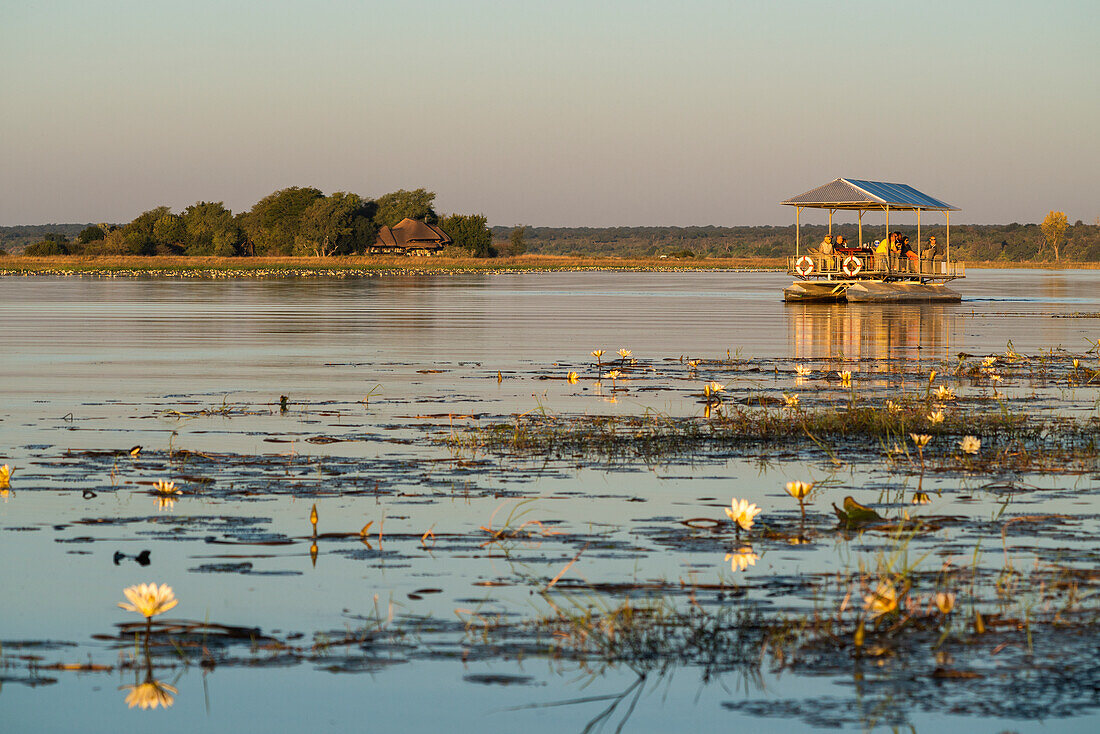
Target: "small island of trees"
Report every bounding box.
[14,187,507,259]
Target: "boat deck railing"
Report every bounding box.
[786,252,964,281]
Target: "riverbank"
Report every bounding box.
[1,254,1096,278]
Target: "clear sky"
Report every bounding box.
[2,0,1097,226]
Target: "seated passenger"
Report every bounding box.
[820,235,834,255]
[900,236,918,268]
[927,235,944,259]
[834,235,848,249]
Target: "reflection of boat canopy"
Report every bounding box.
[780,178,964,303]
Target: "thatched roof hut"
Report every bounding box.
[372,218,452,254]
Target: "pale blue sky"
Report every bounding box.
[2,0,1097,226]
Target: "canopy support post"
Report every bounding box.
[828,209,834,237]
[795,206,801,256]
[946,211,950,264]
[857,210,863,249]
[917,208,922,275]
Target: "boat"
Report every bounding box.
[781,178,964,302]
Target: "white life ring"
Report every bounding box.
[795,255,814,277]
[842,255,863,277]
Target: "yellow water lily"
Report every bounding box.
[152,480,180,496]
[981,357,997,368]
[785,480,813,500]
[118,583,178,619]
[933,591,956,614]
[566,371,579,384]
[795,365,811,377]
[934,385,956,401]
[928,369,937,383]
[704,381,725,397]
[725,547,760,573]
[910,433,931,449]
[886,400,901,414]
[927,409,945,425]
[725,498,762,531]
[591,350,604,360]
[912,491,931,504]
[617,348,632,360]
[1072,358,1079,370]
[838,370,852,387]
[990,373,1003,383]
[0,464,11,488]
[863,581,898,618]
[783,393,800,408]
[122,678,178,710]
[959,435,981,454]
[603,369,622,381]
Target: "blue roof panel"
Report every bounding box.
[781,178,958,211]
[844,179,956,210]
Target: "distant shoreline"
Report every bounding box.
[1,254,1097,278]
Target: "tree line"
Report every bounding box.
[6,207,1097,262]
[9,188,499,258]
[491,219,1100,262]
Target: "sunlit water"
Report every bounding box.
[1,270,1098,732]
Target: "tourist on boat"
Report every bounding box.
[820,235,834,255]
[900,236,918,269]
[835,235,849,248]
[927,235,944,258]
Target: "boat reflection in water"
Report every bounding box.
[788,303,955,371]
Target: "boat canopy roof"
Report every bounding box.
[781,178,959,212]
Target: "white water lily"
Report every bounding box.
[785,480,813,500]
[152,480,180,496]
[959,435,981,455]
[118,583,178,619]
[725,498,762,531]
[864,581,898,618]
[933,592,956,614]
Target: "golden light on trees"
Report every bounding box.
[1040,211,1068,261]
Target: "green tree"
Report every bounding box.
[240,187,324,255]
[77,225,105,244]
[439,214,494,257]
[294,192,376,256]
[1040,210,1068,261]
[501,225,528,257]
[373,188,437,229]
[25,232,70,256]
[153,214,186,251]
[181,201,240,256]
[101,207,171,255]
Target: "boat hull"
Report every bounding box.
[784,280,961,303]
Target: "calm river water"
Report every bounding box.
[1,269,1098,732]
